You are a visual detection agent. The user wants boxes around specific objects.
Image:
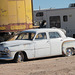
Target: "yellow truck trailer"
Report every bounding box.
[0,0,33,41]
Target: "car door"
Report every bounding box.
[49,32,62,56]
[34,32,50,58]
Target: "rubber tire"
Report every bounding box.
[66,48,73,56]
[14,52,24,63]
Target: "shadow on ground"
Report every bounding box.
[28,55,63,61]
[0,55,66,64]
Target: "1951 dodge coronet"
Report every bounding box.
[0,28,75,62]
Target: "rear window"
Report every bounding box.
[49,32,61,38]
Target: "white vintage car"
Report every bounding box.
[0,28,75,62]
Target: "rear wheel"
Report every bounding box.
[14,52,24,63]
[66,48,73,56]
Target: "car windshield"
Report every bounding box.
[16,32,36,40]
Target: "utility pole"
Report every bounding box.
[39,6,41,10]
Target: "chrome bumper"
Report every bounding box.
[0,57,14,60]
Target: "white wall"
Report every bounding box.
[34,8,75,37]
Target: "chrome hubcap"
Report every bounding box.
[18,54,22,62]
[66,49,72,56]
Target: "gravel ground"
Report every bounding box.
[0,55,75,75]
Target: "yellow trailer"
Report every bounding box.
[0,0,33,32]
[0,0,34,42]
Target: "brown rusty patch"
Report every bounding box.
[0,23,33,32]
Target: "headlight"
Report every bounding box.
[4,47,10,53]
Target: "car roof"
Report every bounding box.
[22,28,63,33]
[20,28,66,38]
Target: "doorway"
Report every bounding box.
[50,16,61,28]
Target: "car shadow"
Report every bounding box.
[0,60,13,64]
[0,55,72,64]
[28,55,64,62]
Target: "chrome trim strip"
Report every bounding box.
[0,57,14,60]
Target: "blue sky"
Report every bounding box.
[33,0,75,10]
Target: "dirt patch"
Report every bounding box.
[0,56,75,75]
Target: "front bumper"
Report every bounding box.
[0,57,14,60]
[0,51,14,60]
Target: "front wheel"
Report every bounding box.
[66,48,73,56]
[14,52,24,63]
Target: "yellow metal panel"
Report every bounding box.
[0,27,6,30]
[0,16,8,25]
[0,0,33,31]
[25,0,33,23]
[0,0,8,25]
[11,25,26,30]
[17,0,26,23]
[8,1,17,23]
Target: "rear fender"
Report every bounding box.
[62,40,75,54]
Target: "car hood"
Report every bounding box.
[0,40,32,47]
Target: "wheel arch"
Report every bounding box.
[62,45,75,55]
[62,40,75,55]
[14,51,28,61]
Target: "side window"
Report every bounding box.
[63,15,68,22]
[50,16,61,28]
[36,12,43,17]
[49,32,61,39]
[35,33,47,40]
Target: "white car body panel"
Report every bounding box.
[49,38,62,56]
[34,39,50,57]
